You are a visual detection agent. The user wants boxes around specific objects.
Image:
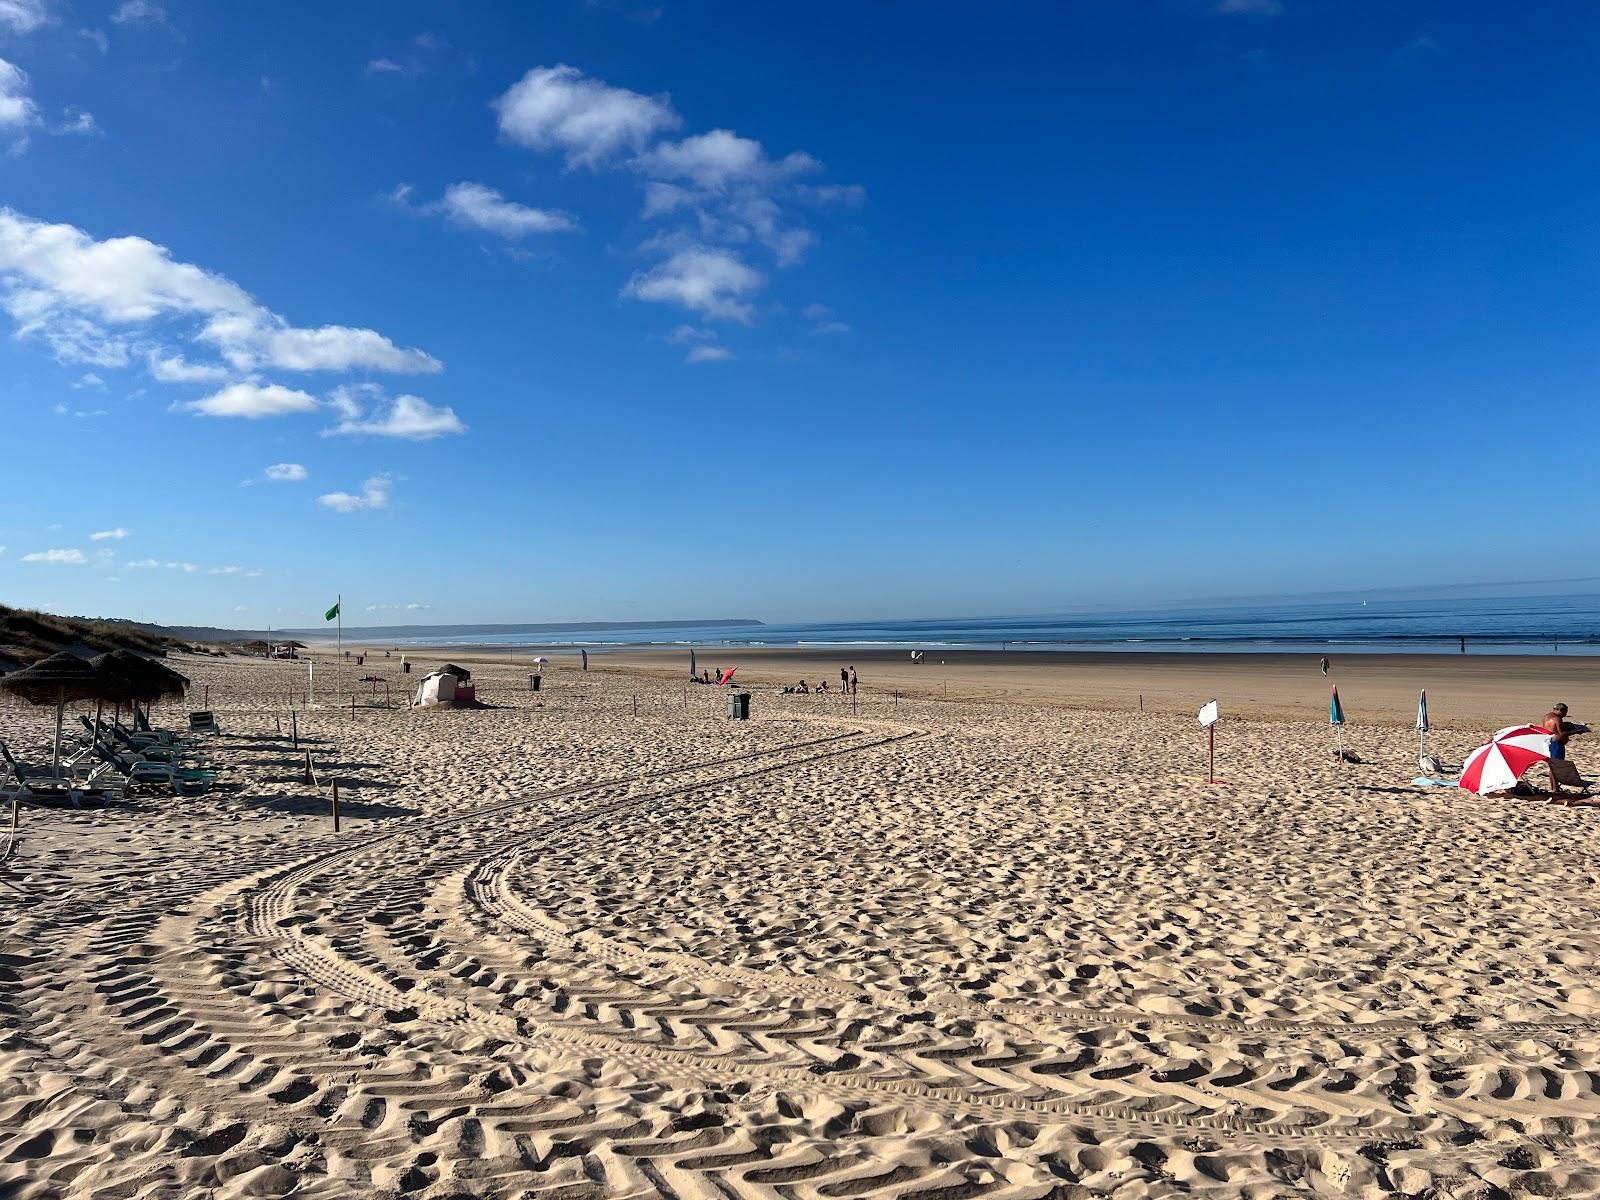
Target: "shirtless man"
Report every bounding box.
[1544,703,1572,796]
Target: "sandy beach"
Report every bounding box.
[4,648,1599,1198]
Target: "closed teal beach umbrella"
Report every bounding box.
[1417,688,1431,760]
[1330,686,1345,726]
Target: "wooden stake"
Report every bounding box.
[331,779,341,832]
[632,694,638,717]
[303,750,313,784]
[1139,694,1144,713]
[291,710,298,749]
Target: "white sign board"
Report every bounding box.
[1198,699,1219,728]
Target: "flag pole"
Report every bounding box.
[337,594,342,655]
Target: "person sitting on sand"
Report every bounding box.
[817,680,829,694]
[798,679,809,693]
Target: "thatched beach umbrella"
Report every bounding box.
[91,649,188,732]
[0,651,134,775]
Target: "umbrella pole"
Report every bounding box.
[1335,725,1344,767]
[52,700,64,777]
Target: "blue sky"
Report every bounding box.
[1,1,1597,628]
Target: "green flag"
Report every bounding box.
[324,600,340,622]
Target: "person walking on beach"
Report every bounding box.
[849,666,858,695]
[840,667,849,694]
[1319,656,1330,676]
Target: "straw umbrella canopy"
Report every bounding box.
[92,650,188,731]
[0,651,137,774]
[93,650,188,703]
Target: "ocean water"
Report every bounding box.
[373,593,1600,655]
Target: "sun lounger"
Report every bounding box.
[88,740,214,795]
[2,741,127,807]
[188,711,221,734]
[1551,759,1593,795]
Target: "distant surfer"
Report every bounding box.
[1319,656,1330,676]
[1460,636,1467,654]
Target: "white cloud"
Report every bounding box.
[80,28,109,54]
[208,565,241,574]
[147,351,228,382]
[263,462,307,482]
[74,371,103,387]
[319,475,393,513]
[56,107,96,136]
[792,183,866,207]
[324,392,465,440]
[22,548,85,564]
[110,1,165,25]
[665,324,714,344]
[491,65,855,325]
[0,208,440,375]
[639,129,818,191]
[686,344,731,363]
[184,381,319,419]
[642,181,695,218]
[0,1,46,34]
[812,320,850,335]
[1216,0,1282,12]
[0,57,39,131]
[365,57,406,76]
[495,64,680,167]
[433,182,578,239]
[89,527,129,540]
[197,313,441,374]
[802,302,831,320]
[406,602,429,610]
[127,558,194,571]
[167,561,195,572]
[623,246,763,323]
[125,558,158,568]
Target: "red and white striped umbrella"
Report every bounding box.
[1459,725,1552,795]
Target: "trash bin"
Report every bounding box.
[403,662,411,674]
[726,691,751,720]
[529,673,542,692]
